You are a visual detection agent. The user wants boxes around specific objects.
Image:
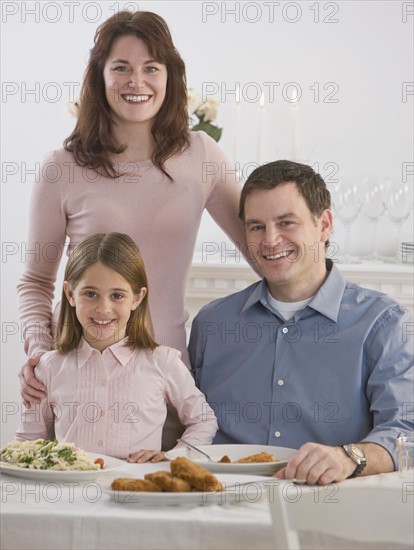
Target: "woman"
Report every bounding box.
[18,11,247,447]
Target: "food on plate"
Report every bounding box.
[94,458,105,469]
[110,458,223,493]
[111,478,160,492]
[235,452,279,464]
[0,439,100,471]
[170,457,223,492]
[218,455,231,463]
[218,451,279,464]
[144,471,192,492]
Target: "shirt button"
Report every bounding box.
[101,380,107,386]
[101,410,105,417]
[277,379,284,386]
[97,440,104,447]
[282,327,288,334]
[274,431,281,438]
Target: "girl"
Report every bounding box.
[16,233,218,462]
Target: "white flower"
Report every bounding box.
[195,97,219,122]
[186,88,222,141]
[187,88,201,117]
[63,99,80,118]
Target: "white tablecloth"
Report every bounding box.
[1,461,413,550]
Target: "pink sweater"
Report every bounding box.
[15,338,218,458]
[17,132,246,366]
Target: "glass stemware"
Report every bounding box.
[385,180,413,262]
[362,177,389,260]
[332,180,364,263]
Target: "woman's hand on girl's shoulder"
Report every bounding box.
[127,450,166,463]
[18,352,47,407]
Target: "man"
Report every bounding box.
[189,160,413,485]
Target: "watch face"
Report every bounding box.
[349,444,365,459]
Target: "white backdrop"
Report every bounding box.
[1,0,413,446]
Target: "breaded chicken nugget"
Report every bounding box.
[235,452,277,463]
[170,457,223,492]
[111,477,161,492]
[145,471,192,492]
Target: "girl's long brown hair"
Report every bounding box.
[64,11,189,180]
[55,233,158,354]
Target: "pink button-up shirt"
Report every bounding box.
[16,338,218,458]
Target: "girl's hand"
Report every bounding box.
[18,353,46,407]
[127,450,166,463]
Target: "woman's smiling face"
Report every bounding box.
[103,34,168,131]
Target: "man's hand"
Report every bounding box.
[18,353,46,408]
[127,450,166,463]
[275,442,356,485]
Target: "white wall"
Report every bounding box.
[1,1,413,446]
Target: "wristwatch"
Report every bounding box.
[342,444,367,477]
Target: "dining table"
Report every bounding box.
[1,459,413,550]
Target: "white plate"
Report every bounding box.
[165,445,296,475]
[103,474,279,506]
[0,453,123,482]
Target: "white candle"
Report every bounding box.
[291,88,300,161]
[257,92,265,165]
[233,83,241,166]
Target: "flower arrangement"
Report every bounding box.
[64,88,222,142]
[187,88,222,142]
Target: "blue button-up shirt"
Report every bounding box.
[189,262,413,467]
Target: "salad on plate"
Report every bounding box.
[0,439,102,471]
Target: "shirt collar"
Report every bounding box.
[241,281,264,314]
[76,337,135,368]
[307,261,346,322]
[240,260,346,322]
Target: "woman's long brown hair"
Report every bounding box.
[64,11,189,180]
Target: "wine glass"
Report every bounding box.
[331,180,364,263]
[361,177,389,260]
[385,180,413,262]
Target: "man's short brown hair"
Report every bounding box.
[239,160,331,221]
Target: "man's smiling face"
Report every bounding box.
[244,181,332,302]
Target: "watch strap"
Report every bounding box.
[349,461,366,477]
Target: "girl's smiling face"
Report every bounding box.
[103,35,168,131]
[64,262,146,352]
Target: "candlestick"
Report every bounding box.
[233,83,241,165]
[257,93,265,165]
[290,88,300,161]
